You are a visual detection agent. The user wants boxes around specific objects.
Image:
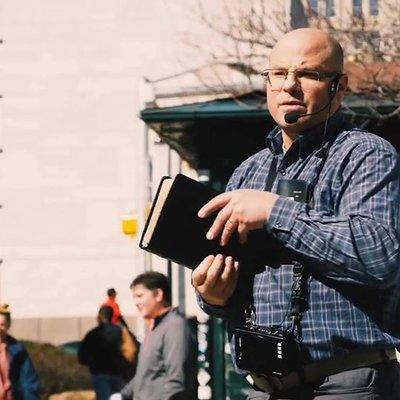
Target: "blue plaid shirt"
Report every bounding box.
[200,112,400,362]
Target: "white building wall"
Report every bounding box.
[0,0,206,323]
[145,133,202,317]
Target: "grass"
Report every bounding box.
[24,341,92,399]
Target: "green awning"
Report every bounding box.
[139,91,399,179]
[140,92,269,122]
[141,91,399,124]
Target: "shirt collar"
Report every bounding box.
[266,111,346,159]
[152,307,172,329]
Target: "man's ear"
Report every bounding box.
[338,74,348,93]
[334,74,348,104]
[154,288,165,303]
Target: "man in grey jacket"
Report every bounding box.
[117,272,197,400]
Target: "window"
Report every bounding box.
[354,30,380,49]
[369,30,380,48]
[370,0,379,16]
[308,0,336,17]
[353,0,363,17]
[326,0,336,16]
[309,0,319,13]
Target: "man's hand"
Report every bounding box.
[191,254,239,306]
[198,189,279,245]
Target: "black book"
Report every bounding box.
[139,174,292,272]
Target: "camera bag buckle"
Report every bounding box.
[244,304,256,326]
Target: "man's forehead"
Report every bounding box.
[132,284,150,294]
[269,43,335,70]
[269,30,339,70]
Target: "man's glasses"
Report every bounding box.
[261,68,339,90]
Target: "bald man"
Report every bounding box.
[192,28,400,399]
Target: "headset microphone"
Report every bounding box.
[284,100,332,124]
[284,113,302,124]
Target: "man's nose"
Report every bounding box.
[282,72,300,92]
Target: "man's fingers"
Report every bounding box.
[225,260,240,290]
[234,260,240,273]
[207,204,234,242]
[238,222,249,244]
[193,255,240,307]
[191,255,215,287]
[221,258,240,298]
[205,254,225,288]
[220,219,238,246]
[219,256,236,288]
[198,192,232,218]
[206,204,233,241]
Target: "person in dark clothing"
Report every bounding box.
[78,305,127,400]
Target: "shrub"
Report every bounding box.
[24,341,92,399]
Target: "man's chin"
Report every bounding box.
[279,116,319,134]
[279,118,304,133]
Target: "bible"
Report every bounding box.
[139,174,291,272]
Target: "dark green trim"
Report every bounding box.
[140,92,399,124]
[141,108,268,121]
[140,93,270,122]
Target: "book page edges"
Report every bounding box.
[141,177,174,247]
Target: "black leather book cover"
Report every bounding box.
[139,174,291,272]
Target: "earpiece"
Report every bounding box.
[329,75,341,97]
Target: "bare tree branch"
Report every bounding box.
[179,0,399,121]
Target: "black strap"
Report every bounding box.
[264,157,278,192]
[245,134,334,332]
[290,262,309,317]
[289,262,309,339]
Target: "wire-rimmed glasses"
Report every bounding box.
[261,68,339,90]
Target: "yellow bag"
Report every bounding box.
[121,326,139,365]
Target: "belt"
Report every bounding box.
[249,347,398,394]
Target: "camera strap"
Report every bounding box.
[286,133,338,337]
[259,154,310,337]
[289,262,309,340]
[243,263,309,335]
[244,130,336,337]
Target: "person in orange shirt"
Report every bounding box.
[103,288,127,328]
[102,290,139,383]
